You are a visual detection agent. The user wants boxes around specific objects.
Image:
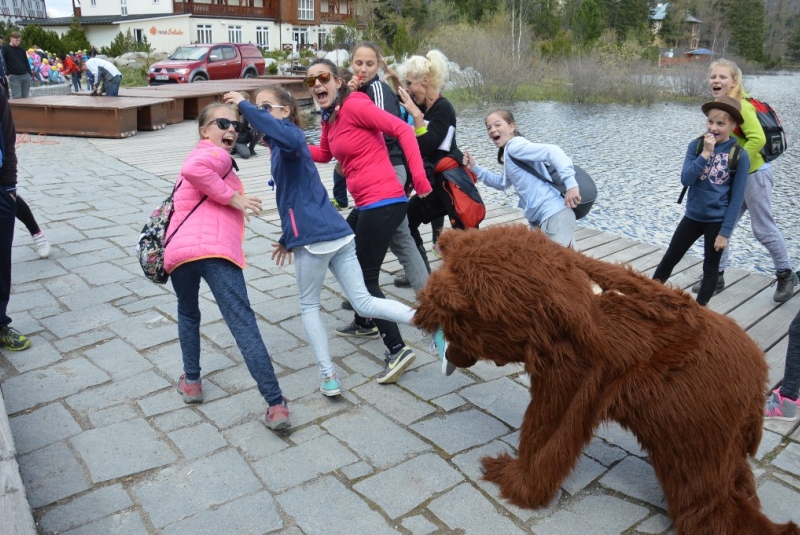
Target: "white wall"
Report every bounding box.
[117,16,192,52]
[81,0,172,18]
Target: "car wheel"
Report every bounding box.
[243,70,256,79]
[191,73,208,82]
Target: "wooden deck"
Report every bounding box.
[90,122,800,439]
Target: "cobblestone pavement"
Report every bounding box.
[2,134,799,535]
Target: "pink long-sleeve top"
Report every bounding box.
[164,140,245,273]
[308,92,431,208]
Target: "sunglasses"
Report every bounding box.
[207,118,239,131]
[303,72,335,87]
[258,102,286,112]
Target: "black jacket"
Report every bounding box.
[0,86,18,190]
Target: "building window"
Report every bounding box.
[90,0,96,6]
[120,0,127,16]
[318,29,328,50]
[197,24,212,44]
[134,28,143,42]
[256,26,269,50]
[292,27,309,47]
[298,0,313,21]
[228,25,242,43]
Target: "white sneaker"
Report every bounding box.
[32,231,50,258]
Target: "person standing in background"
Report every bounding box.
[1,32,33,99]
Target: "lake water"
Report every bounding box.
[306,72,800,275]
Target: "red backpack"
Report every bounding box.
[436,158,486,228]
[734,97,787,162]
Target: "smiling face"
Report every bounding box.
[200,106,238,150]
[708,65,735,97]
[705,109,735,143]
[485,112,516,148]
[256,90,291,121]
[307,64,342,109]
[351,46,379,83]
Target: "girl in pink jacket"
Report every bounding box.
[163,102,289,430]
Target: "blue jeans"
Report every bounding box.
[294,240,415,379]
[105,75,121,96]
[170,258,283,406]
[71,72,81,92]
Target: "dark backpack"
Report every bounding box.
[734,97,787,162]
[508,155,597,220]
[677,137,742,204]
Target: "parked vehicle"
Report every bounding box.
[148,43,266,85]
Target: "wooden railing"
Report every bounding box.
[319,11,356,23]
[173,1,276,19]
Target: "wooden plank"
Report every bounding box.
[708,272,773,315]
[745,296,800,353]
[0,388,37,535]
[603,243,661,266]
[584,237,641,261]
[577,231,620,252]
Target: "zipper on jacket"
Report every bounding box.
[289,208,299,238]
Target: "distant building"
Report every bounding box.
[15,0,358,53]
[650,2,701,50]
[1,0,47,21]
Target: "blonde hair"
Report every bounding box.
[402,50,449,91]
[709,59,745,101]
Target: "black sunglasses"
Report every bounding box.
[207,118,239,130]
[304,72,335,87]
[258,102,286,112]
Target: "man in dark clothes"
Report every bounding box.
[1,31,34,98]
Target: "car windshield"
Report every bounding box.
[169,47,209,61]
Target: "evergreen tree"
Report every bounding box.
[530,0,560,39]
[446,0,498,21]
[574,0,603,44]
[61,19,91,53]
[658,3,684,48]
[786,19,800,61]
[725,0,765,61]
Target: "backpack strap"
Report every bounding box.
[507,154,564,197]
[678,141,742,204]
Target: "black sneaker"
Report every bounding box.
[341,300,353,311]
[393,273,411,288]
[376,346,416,384]
[691,274,725,295]
[773,269,799,303]
[335,321,379,339]
[0,326,32,351]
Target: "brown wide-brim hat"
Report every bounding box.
[702,95,744,126]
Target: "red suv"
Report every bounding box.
[148,43,265,85]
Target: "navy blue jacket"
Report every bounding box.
[237,101,352,250]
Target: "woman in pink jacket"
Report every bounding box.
[164,102,289,430]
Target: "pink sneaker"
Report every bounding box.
[177,374,203,404]
[265,397,290,430]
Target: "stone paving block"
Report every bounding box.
[71,418,177,483]
[222,420,291,461]
[341,461,374,480]
[144,341,236,379]
[323,405,430,469]
[137,381,227,417]
[354,380,436,425]
[583,437,628,467]
[284,391,350,428]
[18,441,91,508]
[429,482,526,534]
[595,422,647,457]
[532,494,649,535]
[6,288,60,313]
[85,337,154,380]
[276,475,397,535]
[58,237,118,255]
[210,364,279,395]
[39,483,133,533]
[756,429,784,460]
[53,328,115,354]
[562,454,607,495]
[342,352,385,378]
[400,361,475,400]
[43,273,91,298]
[198,320,237,349]
[11,258,68,284]
[5,334,62,373]
[197,389,267,429]
[354,453,464,519]
[88,403,139,427]
[9,403,82,455]
[66,370,170,414]
[402,515,438,535]
[60,283,132,311]
[251,295,304,324]
[459,377,531,428]
[3,310,41,340]
[168,422,228,459]
[599,456,667,508]
[61,510,147,535]
[636,514,672,534]
[288,424,326,445]
[152,407,204,433]
[468,360,526,382]
[39,303,126,338]
[67,214,115,231]
[31,224,84,245]
[119,293,176,314]
[270,343,320,372]
[161,491,283,535]
[432,393,466,412]
[131,449,263,529]
[123,278,171,299]
[774,471,800,491]
[252,434,359,492]
[77,262,136,286]
[502,430,521,449]
[107,313,178,351]
[2,357,111,414]
[411,409,509,455]
[757,480,800,524]
[276,365,335,400]
[772,443,800,478]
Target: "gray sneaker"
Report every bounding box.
[773,269,798,303]
[335,321,379,339]
[393,273,411,288]
[691,274,725,295]
[376,346,416,384]
[764,390,798,421]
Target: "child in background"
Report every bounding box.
[652,95,749,306]
[765,308,800,421]
[224,85,422,395]
[231,91,259,159]
[39,59,50,83]
[49,63,62,84]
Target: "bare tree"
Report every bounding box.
[507,0,533,69]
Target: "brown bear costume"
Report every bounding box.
[413,225,798,535]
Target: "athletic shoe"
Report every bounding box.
[330,199,347,211]
[320,375,341,397]
[33,231,50,258]
[764,390,798,421]
[0,326,31,351]
[773,269,798,303]
[341,299,353,311]
[433,327,456,376]
[432,243,441,258]
[177,374,203,404]
[393,272,411,288]
[691,274,725,295]
[335,320,379,339]
[376,346,416,384]
[265,397,291,430]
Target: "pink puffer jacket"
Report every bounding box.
[164,140,246,273]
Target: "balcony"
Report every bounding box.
[319,11,356,24]
[173,1,276,19]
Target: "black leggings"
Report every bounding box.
[779,309,800,400]
[15,195,40,235]
[653,216,722,306]
[346,202,408,353]
[407,175,462,248]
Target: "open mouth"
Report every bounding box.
[222,135,235,149]
[710,85,723,94]
[315,88,330,105]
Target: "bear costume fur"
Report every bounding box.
[413,225,798,535]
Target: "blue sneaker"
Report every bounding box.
[320,375,341,397]
[434,327,456,376]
